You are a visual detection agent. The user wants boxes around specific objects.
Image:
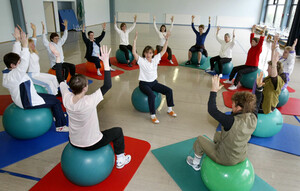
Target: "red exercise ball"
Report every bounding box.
[48,68,71,82]
[154,50,168,61]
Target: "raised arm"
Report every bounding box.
[250,25,255,43]
[215,26,222,43]
[114,16,122,34]
[255,72,264,115]
[191,15,198,34]
[98,45,112,95]
[18,29,30,72]
[132,32,139,61]
[42,22,50,47]
[127,15,137,33]
[153,16,160,34]
[169,16,174,32]
[231,29,236,47]
[81,24,89,44]
[204,16,211,34]
[12,27,21,55]
[160,31,170,56]
[59,20,68,45]
[96,23,106,43]
[31,23,36,38]
[270,44,279,77]
[292,38,298,51]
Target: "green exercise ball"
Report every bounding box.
[201,156,255,191]
[240,69,263,89]
[191,52,207,65]
[3,103,53,139]
[277,88,289,107]
[131,87,162,113]
[215,62,233,75]
[116,49,134,64]
[34,84,48,94]
[253,108,283,137]
[61,143,115,186]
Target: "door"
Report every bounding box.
[43,1,56,33]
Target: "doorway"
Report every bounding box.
[43,1,56,33]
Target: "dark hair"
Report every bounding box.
[252,37,259,43]
[88,31,94,36]
[199,25,205,29]
[3,52,20,68]
[231,91,257,114]
[160,25,166,32]
[267,61,287,83]
[50,33,59,42]
[120,23,126,29]
[69,74,88,95]
[142,46,155,58]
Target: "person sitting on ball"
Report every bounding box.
[132,31,176,124]
[54,44,131,169]
[187,75,262,170]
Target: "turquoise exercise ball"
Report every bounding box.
[201,156,255,191]
[277,88,289,107]
[131,87,162,113]
[215,62,233,75]
[240,69,263,89]
[253,108,283,137]
[34,84,48,94]
[116,49,134,64]
[3,103,53,139]
[191,52,207,65]
[61,143,115,186]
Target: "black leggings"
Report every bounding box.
[229,65,258,86]
[156,45,172,60]
[189,44,208,57]
[86,56,112,69]
[139,80,174,114]
[119,45,133,61]
[210,56,232,74]
[71,127,125,154]
[52,62,76,83]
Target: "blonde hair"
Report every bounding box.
[284,46,292,52]
[28,39,38,54]
[231,91,256,114]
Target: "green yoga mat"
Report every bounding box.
[179,57,211,70]
[152,137,276,191]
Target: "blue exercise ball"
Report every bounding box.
[277,88,289,107]
[2,103,53,139]
[34,84,48,94]
[201,156,255,191]
[131,87,162,113]
[191,52,207,65]
[116,49,134,64]
[240,69,263,89]
[61,143,115,186]
[215,62,233,75]
[253,108,283,137]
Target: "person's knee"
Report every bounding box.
[114,127,123,135]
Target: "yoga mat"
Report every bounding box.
[277,98,300,116]
[179,57,211,70]
[220,79,252,92]
[0,95,12,115]
[152,137,275,191]
[0,123,69,169]
[222,91,235,108]
[205,70,230,79]
[287,86,295,93]
[158,55,179,66]
[75,63,124,80]
[110,57,139,70]
[30,136,151,191]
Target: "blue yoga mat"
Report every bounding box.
[0,122,69,169]
[152,137,275,191]
[205,70,230,79]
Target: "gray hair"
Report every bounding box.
[225,33,231,38]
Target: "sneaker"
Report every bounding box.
[223,79,232,84]
[128,63,132,67]
[169,60,174,64]
[185,61,191,65]
[219,74,223,78]
[167,111,177,117]
[186,156,201,171]
[205,69,214,73]
[56,126,69,132]
[116,154,131,169]
[110,67,116,71]
[228,85,237,90]
[151,117,159,124]
[97,70,102,76]
[196,63,200,67]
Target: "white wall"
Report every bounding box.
[84,0,110,26]
[0,0,16,42]
[114,0,263,27]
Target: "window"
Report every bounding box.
[287,0,298,29]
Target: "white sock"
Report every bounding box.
[193,154,201,165]
[167,107,173,113]
[151,114,156,119]
[116,153,125,160]
[97,68,100,72]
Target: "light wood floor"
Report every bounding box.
[0,23,300,191]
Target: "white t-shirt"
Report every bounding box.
[60,82,104,147]
[154,20,173,46]
[114,22,136,45]
[138,54,161,82]
[277,46,295,75]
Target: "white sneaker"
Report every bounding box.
[116,154,131,169]
[223,79,232,84]
[169,60,174,64]
[186,156,201,171]
[110,67,116,71]
[97,70,102,76]
[205,69,214,73]
[219,74,223,78]
[56,126,69,132]
[228,85,237,90]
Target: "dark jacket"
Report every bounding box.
[82,31,105,58]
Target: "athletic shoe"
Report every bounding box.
[196,64,200,67]
[170,60,174,64]
[205,69,214,73]
[223,79,232,84]
[219,74,223,78]
[110,67,116,71]
[167,111,177,117]
[228,85,237,90]
[185,61,191,65]
[151,117,159,124]
[56,126,69,132]
[97,70,102,76]
[128,63,133,67]
[186,156,201,171]
[116,154,131,169]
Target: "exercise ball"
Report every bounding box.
[116,49,134,64]
[131,87,162,113]
[34,84,48,94]
[86,61,104,73]
[3,103,53,139]
[191,52,207,65]
[277,88,289,107]
[215,62,233,75]
[61,143,115,186]
[201,156,255,191]
[48,68,71,82]
[154,49,168,61]
[240,69,262,89]
[253,108,283,137]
